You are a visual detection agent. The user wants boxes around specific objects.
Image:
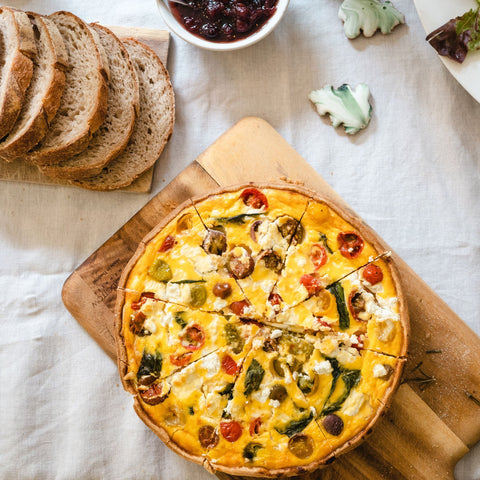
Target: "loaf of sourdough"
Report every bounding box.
[25,11,109,166]
[0,7,36,141]
[0,13,68,162]
[40,24,139,179]
[71,38,174,190]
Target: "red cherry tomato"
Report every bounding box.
[220,421,243,442]
[268,292,282,307]
[310,243,328,270]
[229,300,250,316]
[170,351,193,367]
[159,235,175,252]
[130,292,157,310]
[362,264,383,285]
[181,324,206,351]
[300,274,323,295]
[249,417,262,436]
[240,188,268,209]
[315,317,332,330]
[222,354,239,375]
[337,232,364,259]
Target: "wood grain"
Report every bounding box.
[0,25,170,193]
[62,117,480,479]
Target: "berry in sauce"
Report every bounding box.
[169,0,279,43]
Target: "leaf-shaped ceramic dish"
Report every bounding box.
[414,0,480,103]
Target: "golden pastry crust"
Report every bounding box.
[115,183,409,477]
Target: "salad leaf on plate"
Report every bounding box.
[426,1,480,64]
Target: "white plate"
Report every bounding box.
[414,0,480,102]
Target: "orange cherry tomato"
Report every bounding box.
[240,188,268,209]
[181,324,206,351]
[222,354,239,375]
[220,421,243,442]
[310,243,328,270]
[249,417,262,436]
[337,231,364,259]
[362,264,383,285]
[229,300,250,316]
[159,235,175,252]
[169,351,193,367]
[300,274,323,295]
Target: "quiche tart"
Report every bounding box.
[115,183,409,477]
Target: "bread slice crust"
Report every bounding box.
[71,38,174,190]
[40,24,139,179]
[25,11,109,166]
[0,13,68,162]
[0,7,36,141]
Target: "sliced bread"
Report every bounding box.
[0,7,36,141]
[40,24,139,179]
[25,11,109,166]
[0,13,68,161]
[71,38,174,191]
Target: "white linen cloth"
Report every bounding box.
[0,1,479,479]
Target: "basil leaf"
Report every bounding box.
[218,382,235,397]
[137,350,163,381]
[243,442,263,461]
[244,359,265,396]
[321,369,361,416]
[328,282,350,330]
[174,312,187,329]
[274,412,314,437]
[214,213,264,224]
[224,323,245,354]
[319,232,333,254]
[170,279,206,284]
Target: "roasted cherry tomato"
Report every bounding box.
[362,264,383,285]
[337,231,364,259]
[240,188,268,209]
[222,354,240,375]
[220,420,243,442]
[181,324,206,350]
[131,292,157,310]
[198,425,219,449]
[348,290,367,321]
[310,243,328,270]
[315,317,333,330]
[140,383,168,405]
[229,300,250,316]
[300,274,323,295]
[249,417,262,436]
[170,351,193,367]
[130,311,146,335]
[268,292,282,307]
[159,235,175,253]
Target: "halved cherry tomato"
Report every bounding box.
[130,311,146,335]
[310,243,328,270]
[240,188,268,209]
[249,417,262,436]
[131,292,157,310]
[140,384,167,405]
[222,354,240,375]
[229,300,250,316]
[315,317,333,330]
[220,420,243,442]
[268,292,282,307]
[337,231,364,259]
[300,274,323,295]
[181,324,206,351]
[170,351,193,367]
[362,264,383,285]
[159,235,175,253]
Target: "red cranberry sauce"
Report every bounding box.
[169,0,278,43]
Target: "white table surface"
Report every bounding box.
[0,1,479,479]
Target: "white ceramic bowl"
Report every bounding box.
[156,0,290,51]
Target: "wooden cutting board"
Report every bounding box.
[62,117,480,480]
[0,26,170,193]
